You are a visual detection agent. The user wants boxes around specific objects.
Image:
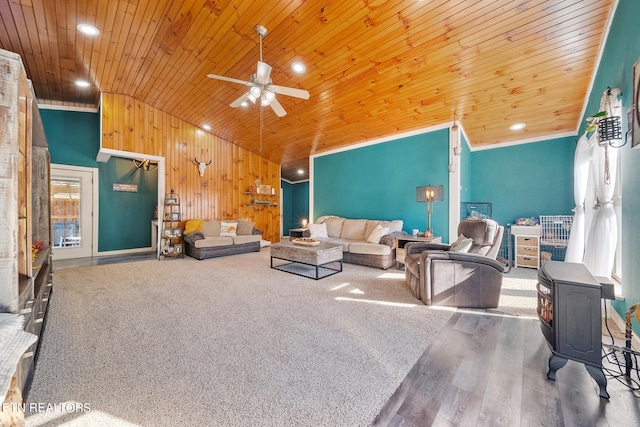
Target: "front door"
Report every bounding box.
[50,165,96,260]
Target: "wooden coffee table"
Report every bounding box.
[270,240,343,280]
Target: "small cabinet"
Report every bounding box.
[512,225,541,269]
[159,189,184,259]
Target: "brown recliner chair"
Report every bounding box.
[404,219,505,308]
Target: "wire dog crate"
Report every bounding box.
[498,225,512,273]
[539,215,573,262]
[460,202,492,220]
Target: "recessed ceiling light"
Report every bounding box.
[510,122,526,131]
[202,124,211,131]
[74,80,91,88]
[297,169,305,175]
[291,62,306,74]
[77,24,100,36]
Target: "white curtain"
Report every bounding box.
[582,90,620,277]
[565,133,591,262]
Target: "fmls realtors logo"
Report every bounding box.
[2,402,91,413]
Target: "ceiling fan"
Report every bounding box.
[207,25,310,118]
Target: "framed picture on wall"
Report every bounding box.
[633,57,640,148]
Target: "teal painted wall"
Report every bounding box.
[41,109,99,168]
[281,181,293,233]
[469,137,575,226]
[98,158,158,251]
[580,0,640,330]
[281,180,310,234]
[41,109,157,252]
[313,129,450,237]
[292,181,309,229]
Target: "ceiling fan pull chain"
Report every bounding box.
[260,105,263,152]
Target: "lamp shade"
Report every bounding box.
[416,185,444,202]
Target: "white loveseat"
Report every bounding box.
[308,216,406,269]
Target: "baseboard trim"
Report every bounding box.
[95,247,154,257]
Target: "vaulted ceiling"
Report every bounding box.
[0,0,615,181]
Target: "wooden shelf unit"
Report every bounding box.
[0,48,53,401]
[243,191,278,207]
[159,189,184,259]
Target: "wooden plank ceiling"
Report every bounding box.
[0,0,615,181]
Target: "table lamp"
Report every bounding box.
[416,185,444,236]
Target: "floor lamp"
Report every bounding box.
[416,185,444,237]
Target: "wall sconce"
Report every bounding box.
[416,185,444,237]
[592,87,628,148]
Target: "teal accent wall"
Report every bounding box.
[581,0,640,331]
[313,129,450,237]
[469,137,575,226]
[281,180,310,234]
[41,109,157,252]
[41,109,99,167]
[292,181,309,230]
[98,158,158,251]
[281,181,293,233]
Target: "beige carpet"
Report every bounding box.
[27,249,458,427]
[489,266,539,318]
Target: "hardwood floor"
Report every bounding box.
[373,311,640,426]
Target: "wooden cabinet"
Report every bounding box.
[289,228,310,239]
[396,235,443,267]
[512,225,541,269]
[0,48,53,399]
[159,189,184,258]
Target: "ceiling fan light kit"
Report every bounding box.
[207,25,310,119]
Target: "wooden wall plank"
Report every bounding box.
[101,92,281,243]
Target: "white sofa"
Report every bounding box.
[309,216,406,269]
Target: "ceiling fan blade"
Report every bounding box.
[256,61,272,83]
[268,97,287,117]
[207,73,252,86]
[229,92,253,108]
[269,84,310,100]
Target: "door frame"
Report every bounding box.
[50,164,99,259]
[96,147,165,256]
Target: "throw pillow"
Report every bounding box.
[201,220,221,237]
[184,219,204,235]
[366,224,390,244]
[340,219,368,240]
[236,220,255,235]
[450,234,473,253]
[308,223,329,238]
[220,221,238,237]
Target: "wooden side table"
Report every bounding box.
[396,235,442,267]
[289,228,310,239]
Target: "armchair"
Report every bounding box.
[404,219,505,308]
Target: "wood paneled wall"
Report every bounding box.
[100,93,281,243]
